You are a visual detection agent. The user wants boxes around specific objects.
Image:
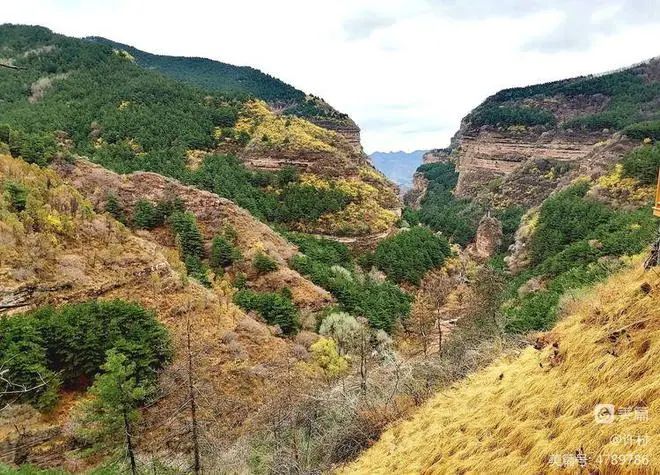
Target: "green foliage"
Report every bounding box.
[0,124,58,166]
[469,105,556,128]
[621,143,660,185]
[416,162,482,245]
[372,227,451,285]
[253,252,278,274]
[4,180,28,212]
[209,235,241,271]
[75,350,147,454]
[623,120,660,141]
[292,255,411,332]
[529,182,612,265]
[86,37,311,107]
[132,199,158,229]
[482,67,659,133]
[273,184,351,223]
[401,207,420,226]
[169,211,204,259]
[0,300,171,410]
[284,231,352,267]
[234,289,300,334]
[0,317,60,411]
[495,205,524,251]
[504,182,656,333]
[104,193,124,223]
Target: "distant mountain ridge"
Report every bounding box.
[85,36,351,123]
[370,150,426,189]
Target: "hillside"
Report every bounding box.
[451,57,660,208]
[86,36,363,149]
[0,24,400,239]
[0,153,320,468]
[344,259,660,473]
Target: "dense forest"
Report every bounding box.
[87,36,349,120]
[466,64,660,131]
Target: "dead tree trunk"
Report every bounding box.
[187,314,201,474]
[123,407,137,475]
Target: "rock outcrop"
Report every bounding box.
[453,128,609,203]
[467,215,503,260]
[307,116,362,153]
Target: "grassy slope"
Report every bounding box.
[343,259,659,474]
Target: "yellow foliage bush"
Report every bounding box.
[593,163,654,205]
[234,100,341,154]
[310,337,348,379]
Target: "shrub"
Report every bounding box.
[292,255,411,332]
[621,143,660,185]
[4,180,28,212]
[372,227,451,284]
[132,199,159,229]
[623,120,660,141]
[210,235,241,271]
[234,289,299,334]
[104,193,124,223]
[253,251,278,274]
[285,231,352,267]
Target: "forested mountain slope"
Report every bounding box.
[86,36,363,149]
[0,24,399,239]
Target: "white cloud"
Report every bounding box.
[2,0,660,152]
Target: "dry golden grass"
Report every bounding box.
[343,260,660,474]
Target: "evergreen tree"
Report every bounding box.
[169,211,204,260]
[76,351,148,475]
[209,235,240,271]
[104,193,124,223]
[133,199,158,229]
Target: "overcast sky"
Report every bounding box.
[3,0,660,152]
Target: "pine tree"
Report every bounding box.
[76,351,148,475]
[210,235,239,271]
[133,199,158,229]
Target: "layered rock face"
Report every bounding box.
[308,116,362,152]
[422,148,451,164]
[444,57,659,208]
[453,128,609,202]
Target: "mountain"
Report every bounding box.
[0,23,658,475]
[0,24,400,241]
[369,150,426,189]
[86,36,363,149]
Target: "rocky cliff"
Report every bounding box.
[446,57,659,208]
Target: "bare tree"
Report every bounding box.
[186,313,201,474]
